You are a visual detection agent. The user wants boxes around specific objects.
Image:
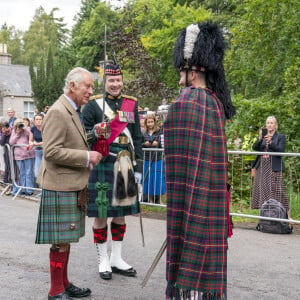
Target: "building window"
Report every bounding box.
[24,101,35,119]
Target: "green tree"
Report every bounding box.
[225,0,300,99]
[30,47,70,111]
[23,6,69,65]
[70,1,119,70]
[0,24,24,64]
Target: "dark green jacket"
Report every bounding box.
[82,94,143,172]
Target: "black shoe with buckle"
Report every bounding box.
[111,266,137,277]
[48,291,73,300]
[65,283,91,298]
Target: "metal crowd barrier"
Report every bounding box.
[141,148,166,207]
[140,148,300,225]
[2,143,300,225]
[7,143,42,201]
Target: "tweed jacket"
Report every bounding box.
[252,132,286,172]
[37,95,90,191]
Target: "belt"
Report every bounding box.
[35,147,43,150]
[113,136,129,145]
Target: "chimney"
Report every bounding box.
[0,44,12,65]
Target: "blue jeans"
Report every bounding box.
[16,158,35,194]
[34,149,43,178]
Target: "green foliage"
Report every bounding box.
[70,2,119,70]
[131,0,212,89]
[0,24,24,64]
[225,0,300,99]
[22,7,69,65]
[30,47,70,111]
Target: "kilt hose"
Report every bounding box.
[35,190,85,244]
[164,87,228,299]
[87,144,140,218]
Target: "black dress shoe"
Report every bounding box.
[111,266,137,277]
[48,291,73,300]
[65,283,91,298]
[99,270,112,280]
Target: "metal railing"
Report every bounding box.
[2,143,300,225]
[7,144,41,200]
[140,148,300,225]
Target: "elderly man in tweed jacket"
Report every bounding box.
[35,67,102,300]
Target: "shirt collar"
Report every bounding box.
[64,94,79,111]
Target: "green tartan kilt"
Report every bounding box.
[35,190,85,244]
[87,144,140,218]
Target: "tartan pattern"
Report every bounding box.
[251,156,289,210]
[164,87,228,297]
[35,190,85,244]
[111,222,126,241]
[87,144,140,218]
[93,226,108,243]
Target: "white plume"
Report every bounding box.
[184,24,200,60]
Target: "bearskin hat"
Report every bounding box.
[173,22,235,119]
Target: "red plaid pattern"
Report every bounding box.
[93,226,107,244]
[164,87,228,297]
[111,222,126,241]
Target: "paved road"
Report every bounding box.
[0,195,299,299]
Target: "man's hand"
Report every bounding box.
[89,151,102,170]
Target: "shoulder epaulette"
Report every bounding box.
[122,94,137,101]
[89,94,103,101]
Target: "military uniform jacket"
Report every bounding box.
[82,94,143,172]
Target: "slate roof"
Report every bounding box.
[0,63,101,98]
[0,64,32,97]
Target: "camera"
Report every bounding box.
[262,128,268,137]
[17,122,24,129]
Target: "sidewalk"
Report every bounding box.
[0,195,299,299]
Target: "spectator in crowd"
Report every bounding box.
[7,108,16,127]
[29,114,44,180]
[23,117,31,128]
[142,114,166,204]
[42,105,50,115]
[0,121,12,194]
[34,107,39,116]
[9,118,36,195]
[139,115,146,134]
[251,116,290,218]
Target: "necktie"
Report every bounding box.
[76,108,83,124]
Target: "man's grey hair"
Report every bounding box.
[63,67,91,94]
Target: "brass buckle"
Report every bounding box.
[117,150,130,161]
[118,136,129,144]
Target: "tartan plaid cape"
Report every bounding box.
[164,87,228,299]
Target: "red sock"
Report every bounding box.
[49,249,67,296]
[63,246,70,288]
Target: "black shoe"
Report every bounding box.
[111,266,137,277]
[65,283,91,298]
[48,291,73,300]
[99,270,112,280]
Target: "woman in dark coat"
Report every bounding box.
[251,116,290,217]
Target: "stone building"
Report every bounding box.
[0,44,35,119]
